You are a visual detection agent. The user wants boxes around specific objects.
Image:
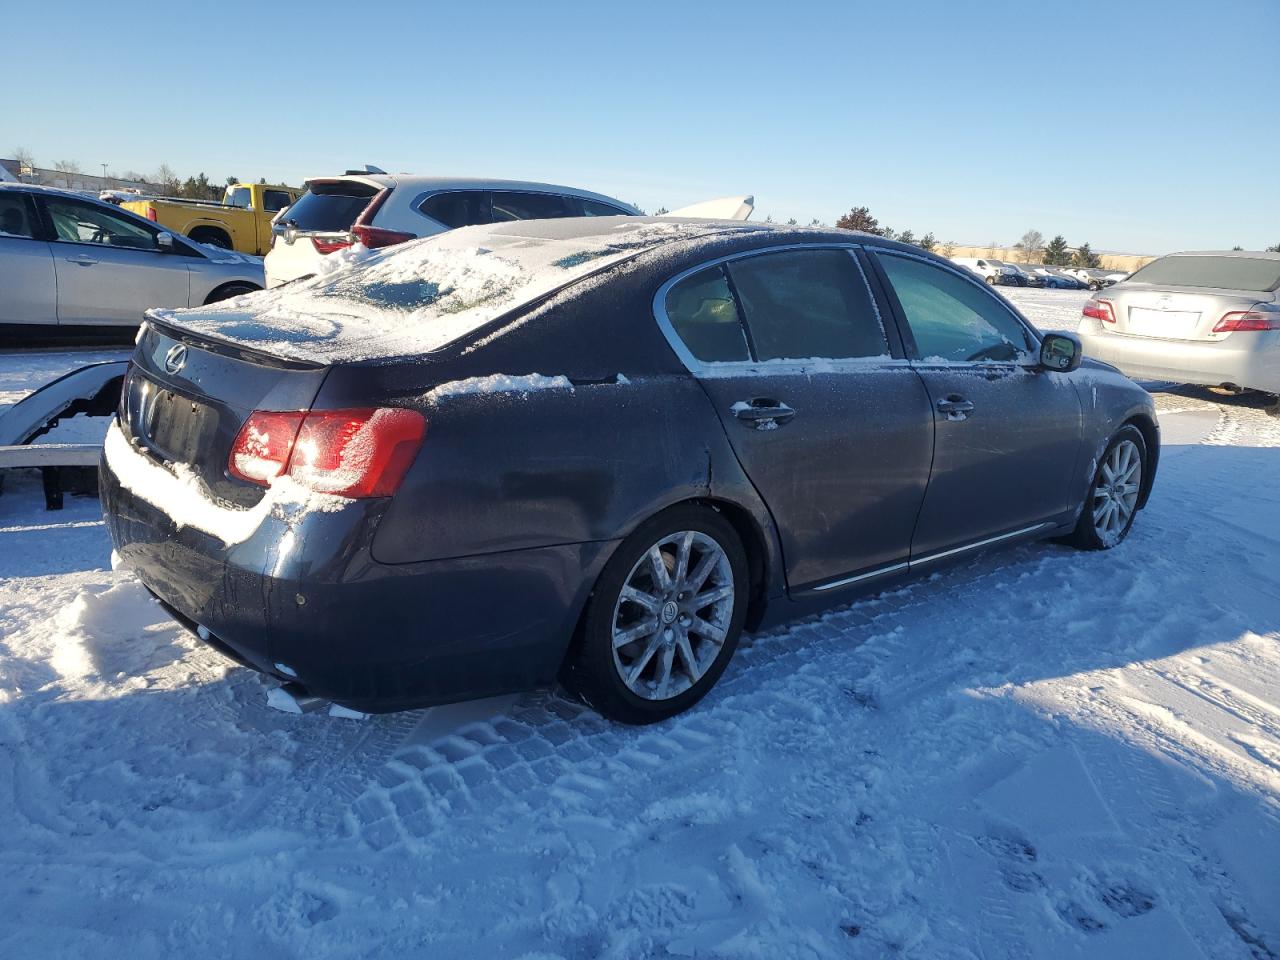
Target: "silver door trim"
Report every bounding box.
[909,522,1055,567]
[812,561,910,592]
[809,521,1054,594]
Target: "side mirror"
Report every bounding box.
[156,231,176,253]
[1040,332,1083,372]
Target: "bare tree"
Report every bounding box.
[54,159,82,174]
[154,163,181,195]
[986,240,998,257]
[12,146,36,177]
[1014,229,1044,263]
[941,240,956,257]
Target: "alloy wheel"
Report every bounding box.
[611,530,735,701]
[1092,439,1142,546]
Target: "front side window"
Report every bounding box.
[0,194,36,238]
[489,191,571,222]
[262,190,292,212]
[43,197,158,250]
[877,253,1035,363]
[419,191,488,229]
[727,249,888,361]
[226,187,252,208]
[664,265,751,363]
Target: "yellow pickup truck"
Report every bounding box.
[121,183,299,255]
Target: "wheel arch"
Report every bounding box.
[203,280,262,305]
[1122,413,1159,509]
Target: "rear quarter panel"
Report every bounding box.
[313,256,786,598]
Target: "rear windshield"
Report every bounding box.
[1128,255,1280,292]
[161,220,741,362]
[280,182,379,232]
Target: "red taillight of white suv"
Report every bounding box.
[1082,298,1116,324]
[229,408,426,498]
[1213,305,1280,333]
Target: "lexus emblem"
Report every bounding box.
[163,344,188,375]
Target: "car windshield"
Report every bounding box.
[159,220,736,362]
[1126,255,1280,292]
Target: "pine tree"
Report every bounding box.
[786,218,797,225]
[897,229,916,246]
[918,233,936,252]
[881,226,898,241]
[835,206,879,234]
[1043,235,1070,266]
[1072,242,1101,268]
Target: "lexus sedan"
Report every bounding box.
[101,218,1159,723]
[1078,250,1280,399]
[0,182,263,332]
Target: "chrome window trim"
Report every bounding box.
[865,245,1045,362]
[652,243,900,375]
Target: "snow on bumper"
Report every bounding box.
[99,425,616,711]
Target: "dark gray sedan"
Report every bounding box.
[100,218,1159,723]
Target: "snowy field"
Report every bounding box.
[2,288,1279,958]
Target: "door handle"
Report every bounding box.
[65,254,98,266]
[936,395,975,420]
[732,399,796,429]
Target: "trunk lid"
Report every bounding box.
[124,320,329,506]
[1104,284,1272,342]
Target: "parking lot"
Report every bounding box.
[1,287,1277,958]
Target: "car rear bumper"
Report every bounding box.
[100,446,617,712]
[1078,318,1280,394]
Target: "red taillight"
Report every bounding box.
[146,205,157,222]
[228,407,426,499]
[346,187,415,249]
[311,236,351,254]
[1213,307,1280,333]
[349,224,416,248]
[228,411,305,485]
[1083,298,1116,324]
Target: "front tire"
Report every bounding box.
[1069,425,1147,550]
[561,505,748,724]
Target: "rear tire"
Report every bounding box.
[561,505,748,724]
[985,275,996,285]
[1068,425,1147,550]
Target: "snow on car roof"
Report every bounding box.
[151,218,770,363]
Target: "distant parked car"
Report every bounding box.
[101,218,1158,723]
[264,171,755,289]
[1067,267,1118,291]
[951,257,1019,285]
[0,183,264,330]
[1029,266,1085,290]
[1006,265,1042,287]
[1077,250,1280,400]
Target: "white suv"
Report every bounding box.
[950,257,1018,285]
[265,172,642,287]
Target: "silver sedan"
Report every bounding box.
[1077,250,1280,398]
[0,183,263,330]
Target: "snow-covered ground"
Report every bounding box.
[1,289,1278,958]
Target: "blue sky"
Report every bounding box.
[7,0,1277,253]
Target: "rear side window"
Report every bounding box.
[579,198,630,217]
[0,193,36,238]
[226,187,252,208]
[262,190,292,212]
[664,266,751,363]
[490,191,572,222]
[419,191,489,229]
[282,183,379,232]
[1127,255,1280,292]
[727,249,889,361]
[877,253,1035,363]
